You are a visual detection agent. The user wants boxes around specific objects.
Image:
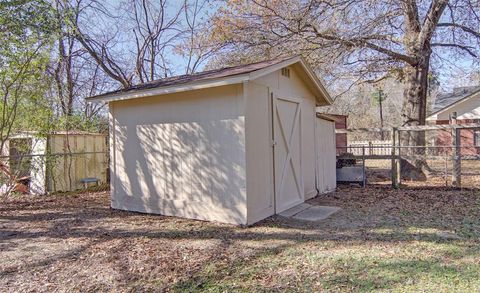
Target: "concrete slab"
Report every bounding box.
[279,203,312,217]
[292,206,341,221]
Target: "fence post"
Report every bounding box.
[362,145,366,187]
[391,127,399,188]
[444,150,448,187]
[397,129,402,186]
[452,127,462,187]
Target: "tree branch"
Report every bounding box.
[402,0,421,34]
[431,43,478,58]
[437,23,480,38]
[74,30,132,88]
[418,0,448,48]
[306,23,417,65]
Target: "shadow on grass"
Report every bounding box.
[321,257,480,292]
[170,235,480,292]
[1,187,479,291]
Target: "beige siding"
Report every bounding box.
[316,118,336,193]
[245,81,274,224]
[251,66,319,202]
[108,63,333,225]
[109,105,117,204]
[302,97,317,199]
[110,84,247,224]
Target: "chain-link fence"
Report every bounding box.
[337,145,479,189]
[394,124,480,189]
[336,124,480,189]
[0,151,109,196]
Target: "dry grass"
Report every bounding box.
[1,186,480,292]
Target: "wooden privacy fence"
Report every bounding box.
[0,151,109,195]
[1,132,109,195]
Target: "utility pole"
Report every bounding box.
[372,89,386,140]
[379,90,384,140]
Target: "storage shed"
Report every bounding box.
[88,56,335,225]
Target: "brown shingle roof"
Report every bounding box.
[90,56,297,100]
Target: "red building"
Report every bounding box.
[317,113,348,154]
[427,86,480,155]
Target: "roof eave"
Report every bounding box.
[299,58,333,105]
[87,74,251,103]
[427,89,480,119]
[87,56,333,105]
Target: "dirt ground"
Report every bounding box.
[1,186,480,292]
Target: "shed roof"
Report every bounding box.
[87,56,332,105]
[428,86,480,119]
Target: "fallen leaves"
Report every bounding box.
[0,186,479,292]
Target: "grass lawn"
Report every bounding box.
[1,186,479,292]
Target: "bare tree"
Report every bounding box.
[52,0,76,117]
[179,0,224,74]
[62,0,133,88]
[128,0,183,82]
[211,0,480,169]
[45,0,114,131]
[68,0,222,88]
[212,0,479,124]
[74,31,133,88]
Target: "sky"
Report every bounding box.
[102,0,218,75]
[97,0,479,93]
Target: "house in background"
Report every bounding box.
[426,86,480,154]
[88,56,337,225]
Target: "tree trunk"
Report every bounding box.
[401,50,431,174]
